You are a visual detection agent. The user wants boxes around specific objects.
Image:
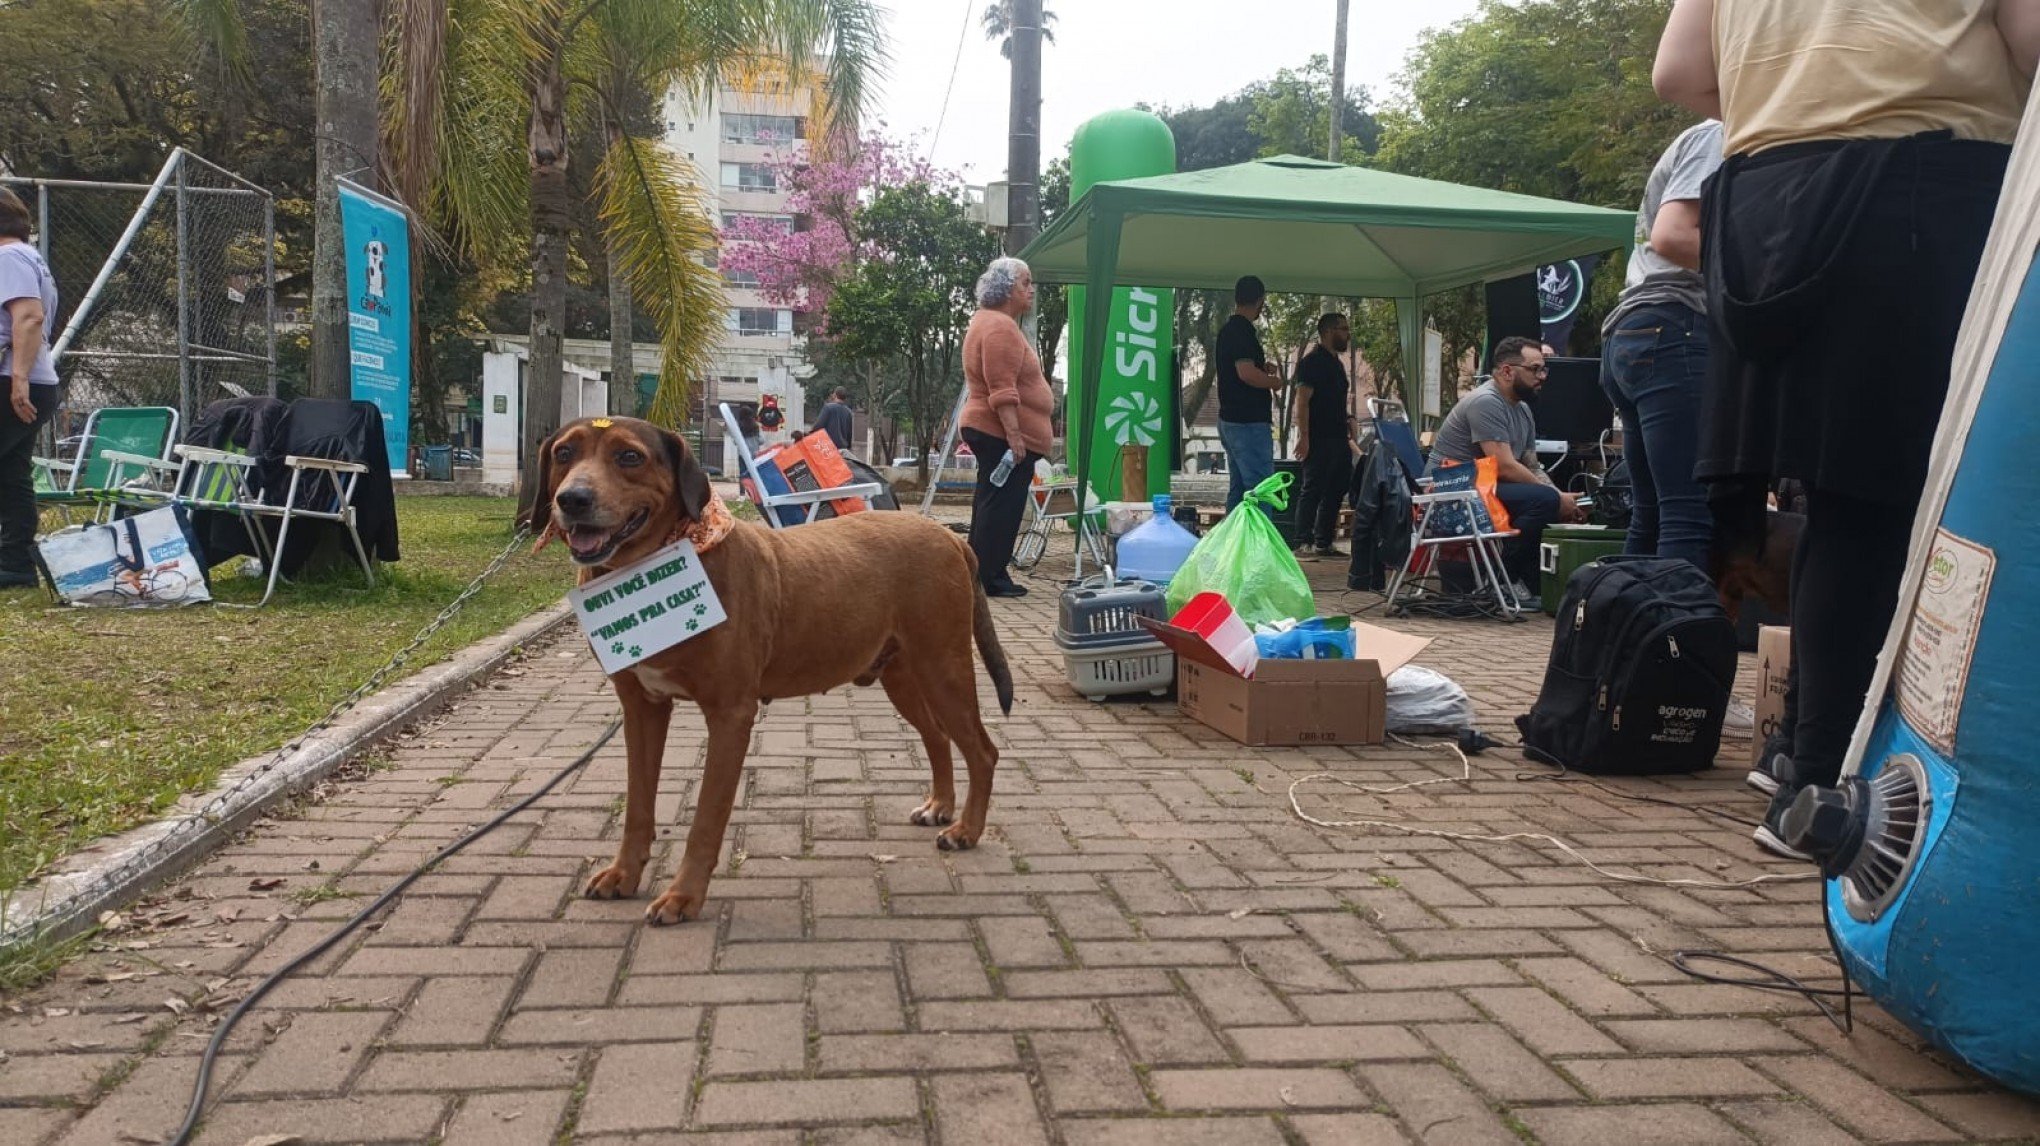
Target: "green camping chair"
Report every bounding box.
[33,406,181,525]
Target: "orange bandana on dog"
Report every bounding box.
[670,489,735,554]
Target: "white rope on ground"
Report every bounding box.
[1285,732,1821,891]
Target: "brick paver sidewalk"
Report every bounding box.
[4,555,2036,1144]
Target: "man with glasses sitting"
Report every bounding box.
[1428,336,1586,602]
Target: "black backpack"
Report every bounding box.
[1517,556,1738,774]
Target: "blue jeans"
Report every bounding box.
[1218,419,1274,510]
[1600,303,1712,566]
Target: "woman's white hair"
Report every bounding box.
[975,256,1031,308]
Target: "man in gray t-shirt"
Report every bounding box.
[1430,379,1538,476]
[1428,337,1582,593]
[1599,119,1723,571]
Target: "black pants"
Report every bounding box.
[1294,440,1353,549]
[962,427,1039,589]
[0,385,60,572]
[1774,489,1912,785]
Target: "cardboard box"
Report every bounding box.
[1751,625,1791,767]
[1138,616,1431,746]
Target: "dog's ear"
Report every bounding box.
[518,427,563,534]
[662,427,712,523]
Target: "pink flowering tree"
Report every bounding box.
[718,131,947,318]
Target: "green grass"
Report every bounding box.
[0,496,574,898]
[0,920,96,993]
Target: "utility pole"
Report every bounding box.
[1321,0,1350,319]
[1328,0,1350,163]
[1005,0,1043,257]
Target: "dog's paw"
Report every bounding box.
[935,823,980,851]
[645,886,705,926]
[908,798,955,827]
[583,861,643,900]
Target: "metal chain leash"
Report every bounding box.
[0,527,536,952]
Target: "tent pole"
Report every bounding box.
[1073,200,1122,580]
[1396,294,1424,422]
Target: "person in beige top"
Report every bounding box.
[1655,0,2040,861]
[961,257,1055,598]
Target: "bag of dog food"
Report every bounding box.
[38,505,212,608]
[1164,472,1313,627]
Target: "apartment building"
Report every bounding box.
[664,64,836,455]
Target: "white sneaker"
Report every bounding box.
[1723,698,1755,738]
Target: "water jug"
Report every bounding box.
[1115,495,1199,587]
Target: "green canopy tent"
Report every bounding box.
[1020,154,1635,564]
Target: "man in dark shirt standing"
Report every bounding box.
[1291,313,1357,558]
[1215,275,1284,510]
[812,386,854,451]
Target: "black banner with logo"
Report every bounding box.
[1538,254,1602,353]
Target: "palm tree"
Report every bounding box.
[385,0,886,484]
[981,0,1055,59]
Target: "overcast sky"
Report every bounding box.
[872,0,1488,181]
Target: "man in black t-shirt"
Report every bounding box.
[1292,313,1358,557]
[1214,275,1284,510]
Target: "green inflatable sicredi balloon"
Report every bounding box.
[1164,472,1314,626]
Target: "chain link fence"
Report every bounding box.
[5,148,278,439]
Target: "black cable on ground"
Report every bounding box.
[1513,753,1766,830]
[166,717,623,1146]
[1672,902,1857,1035]
[1383,588,1526,622]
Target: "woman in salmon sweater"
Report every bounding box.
[961,256,1055,598]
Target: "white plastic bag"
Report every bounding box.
[1385,665,1475,735]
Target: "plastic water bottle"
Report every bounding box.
[989,449,1016,486]
[1116,494,1200,587]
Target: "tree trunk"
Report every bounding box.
[607,242,636,417]
[522,35,571,504]
[310,0,380,400]
[604,118,638,419]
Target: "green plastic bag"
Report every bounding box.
[1163,472,1315,625]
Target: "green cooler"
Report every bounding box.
[1539,525,1625,614]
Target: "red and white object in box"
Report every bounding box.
[1169,592,1259,677]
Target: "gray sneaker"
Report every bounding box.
[1753,777,1815,862]
[1747,741,1791,796]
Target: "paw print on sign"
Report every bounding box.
[685,619,699,632]
[610,641,625,655]
[692,603,707,617]
[628,645,642,658]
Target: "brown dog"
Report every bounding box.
[1712,509,1803,628]
[526,417,1014,925]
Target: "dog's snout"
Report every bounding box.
[554,485,595,516]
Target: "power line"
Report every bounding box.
[927,0,976,162]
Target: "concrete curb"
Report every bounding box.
[0,601,577,954]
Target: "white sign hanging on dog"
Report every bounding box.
[569,539,726,675]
